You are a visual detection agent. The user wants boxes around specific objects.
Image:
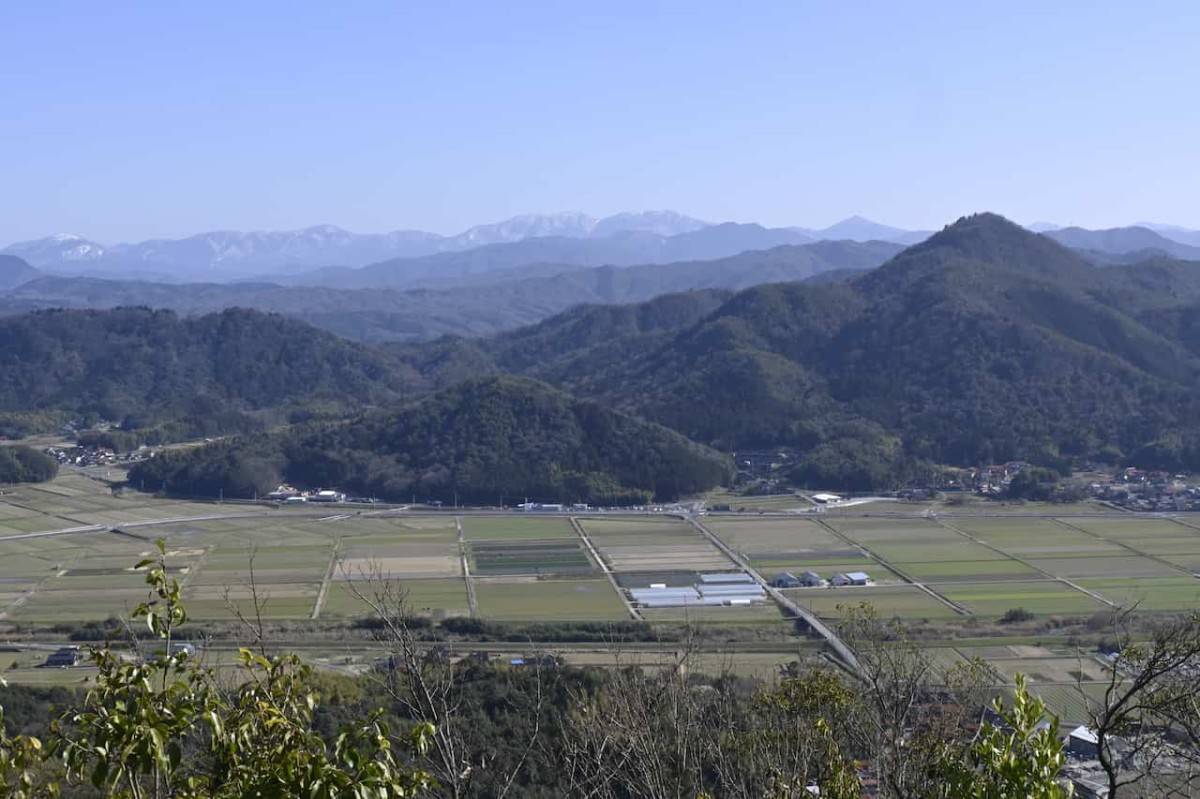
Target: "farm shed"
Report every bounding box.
[1067,726,1099,759]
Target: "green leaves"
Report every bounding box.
[37,550,436,798]
[935,674,1073,799]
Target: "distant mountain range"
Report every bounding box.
[0,240,904,342]
[0,212,709,281]
[793,215,933,245]
[1,211,925,283]
[1043,226,1200,261]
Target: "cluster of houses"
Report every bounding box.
[964,461,1031,495]
[43,445,142,468]
[1087,468,1200,512]
[768,570,872,589]
[265,485,347,503]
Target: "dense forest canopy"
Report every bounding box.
[128,376,732,504]
[0,307,412,433]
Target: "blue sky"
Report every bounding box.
[2,0,1197,243]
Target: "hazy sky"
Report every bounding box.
[3,1,1198,243]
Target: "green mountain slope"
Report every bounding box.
[459,214,1200,482]
[0,307,410,426]
[129,376,731,504]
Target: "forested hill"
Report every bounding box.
[413,214,1200,485]
[129,376,732,504]
[0,307,410,426]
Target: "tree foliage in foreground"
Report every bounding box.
[1,542,435,799]
[12,559,1200,797]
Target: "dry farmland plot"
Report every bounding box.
[580,517,733,572]
[638,604,784,624]
[322,577,470,618]
[461,516,575,541]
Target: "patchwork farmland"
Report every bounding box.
[6,471,1200,722]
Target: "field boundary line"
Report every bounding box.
[456,517,479,618]
[1165,516,1200,536]
[569,517,640,621]
[311,538,342,620]
[934,518,1117,609]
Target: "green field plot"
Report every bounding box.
[461,516,575,540]
[1070,517,1200,540]
[866,540,1011,564]
[579,517,693,536]
[0,516,78,533]
[952,519,1127,556]
[474,578,627,621]
[1159,553,1200,573]
[937,580,1107,617]
[901,558,1042,582]
[185,595,318,620]
[9,588,150,621]
[825,518,958,544]
[469,540,594,576]
[1026,555,1185,579]
[1075,577,1200,611]
[781,585,961,620]
[202,543,332,568]
[708,493,809,512]
[0,503,45,519]
[323,577,470,618]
